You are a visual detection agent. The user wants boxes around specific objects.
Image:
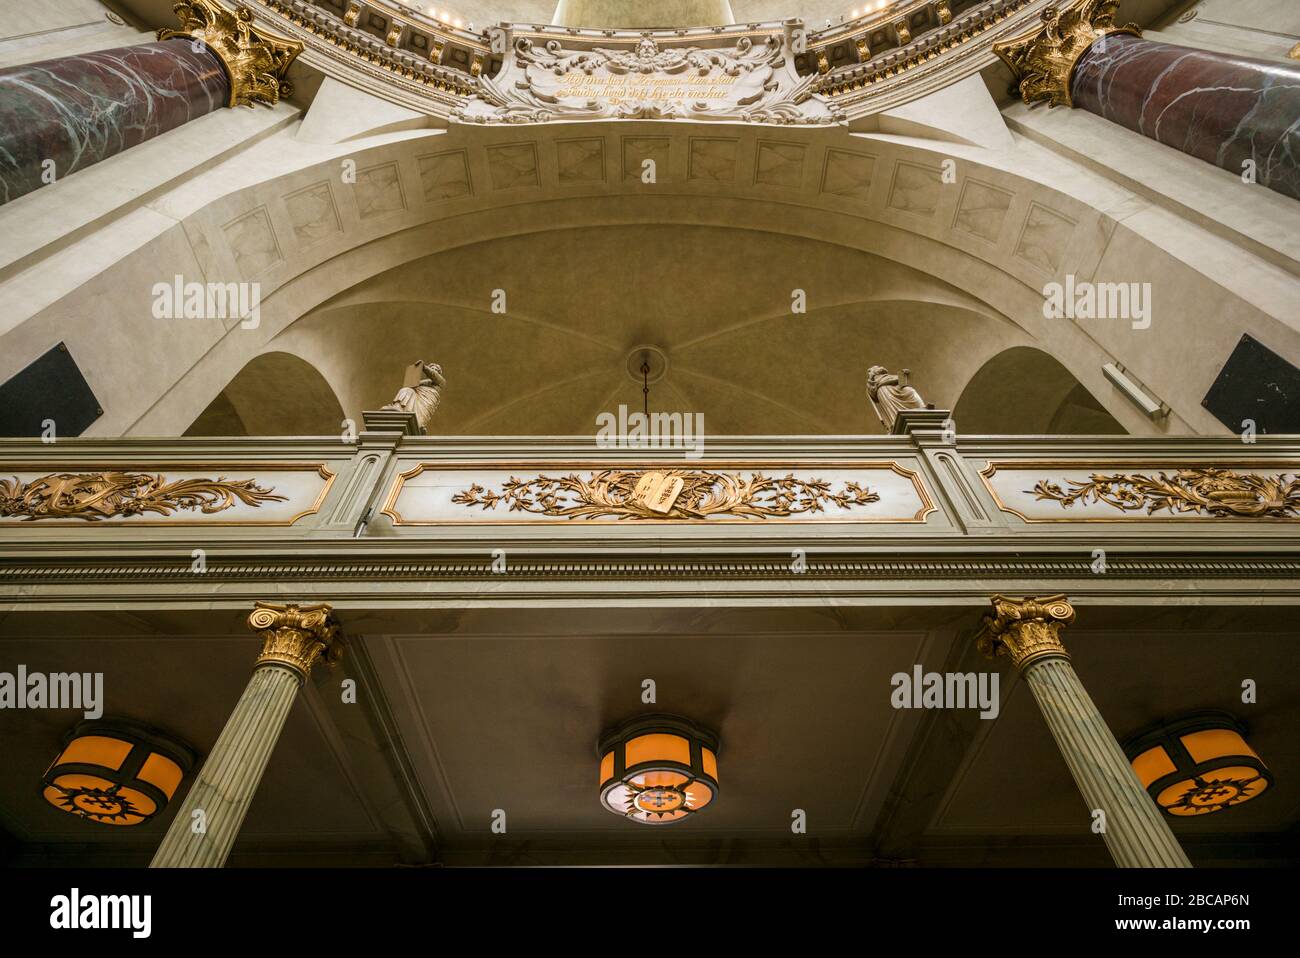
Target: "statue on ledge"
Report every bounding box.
[866,365,929,432]
[382,361,446,433]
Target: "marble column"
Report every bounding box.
[0,40,229,205]
[996,0,1300,202]
[150,602,340,868]
[0,0,302,207]
[976,595,1191,868]
[1074,35,1300,202]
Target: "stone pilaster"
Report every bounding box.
[149,602,339,868]
[976,594,1191,868]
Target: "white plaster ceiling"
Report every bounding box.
[269,224,1025,435]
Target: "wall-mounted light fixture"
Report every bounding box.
[1124,711,1271,817]
[598,714,719,825]
[1103,362,1170,421]
[41,719,194,826]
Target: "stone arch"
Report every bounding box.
[953,346,1126,435]
[9,121,1285,438]
[183,351,345,437]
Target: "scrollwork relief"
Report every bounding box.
[1030,469,1300,518]
[452,469,878,520]
[0,472,286,521]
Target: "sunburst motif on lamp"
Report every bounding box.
[41,719,195,826]
[598,714,719,825]
[1124,711,1272,817]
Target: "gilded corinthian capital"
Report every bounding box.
[975,594,1075,670]
[249,602,341,679]
[159,0,304,107]
[994,0,1140,107]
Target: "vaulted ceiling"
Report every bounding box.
[185,223,1122,437]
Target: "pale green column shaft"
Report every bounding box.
[149,664,301,868]
[1023,656,1191,868]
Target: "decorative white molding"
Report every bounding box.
[246,0,1055,123]
[455,25,843,125]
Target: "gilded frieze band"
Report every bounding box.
[0,463,335,526]
[980,462,1300,522]
[382,461,935,525]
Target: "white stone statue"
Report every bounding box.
[382,361,446,433]
[866,365,928,431]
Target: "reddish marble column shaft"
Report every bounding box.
[1071,34,1300,202]
[0,39,230,206]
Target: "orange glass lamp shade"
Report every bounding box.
[1124,712,1271,818]
[599,714,719,825]
[41,720,195,827]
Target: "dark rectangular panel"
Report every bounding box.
[1202,333,1300,435]
[0,342,102,437]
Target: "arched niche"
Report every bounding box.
[183,351,345,437]
[953,346,1126,435]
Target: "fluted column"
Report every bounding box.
[150,602,340,868]
[975,594,1191,868]
[0,0,301,206]
[996,0,1300,202]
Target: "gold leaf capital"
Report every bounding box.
[975,593,1075,670]
[159,0,304,107]
[249,601,340,679]
[993,0,1140,107]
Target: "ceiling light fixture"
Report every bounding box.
[1124,711,1272,817]
[598,714,719,825]
[41,719,194,827]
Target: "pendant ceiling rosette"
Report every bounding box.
[598,714,719,825]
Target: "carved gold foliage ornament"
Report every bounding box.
[159,0,304,107]
[249,601,341,679]
[975,594,1075,670]
[451,469,880,520]
[993,0,1140,107]
[0,472,286,521]
[1030,469,1300,518]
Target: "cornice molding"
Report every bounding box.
[815,0,1035,108]
[258,0,480,107]
[4,553,1298,584]
[238,0,1060,121]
